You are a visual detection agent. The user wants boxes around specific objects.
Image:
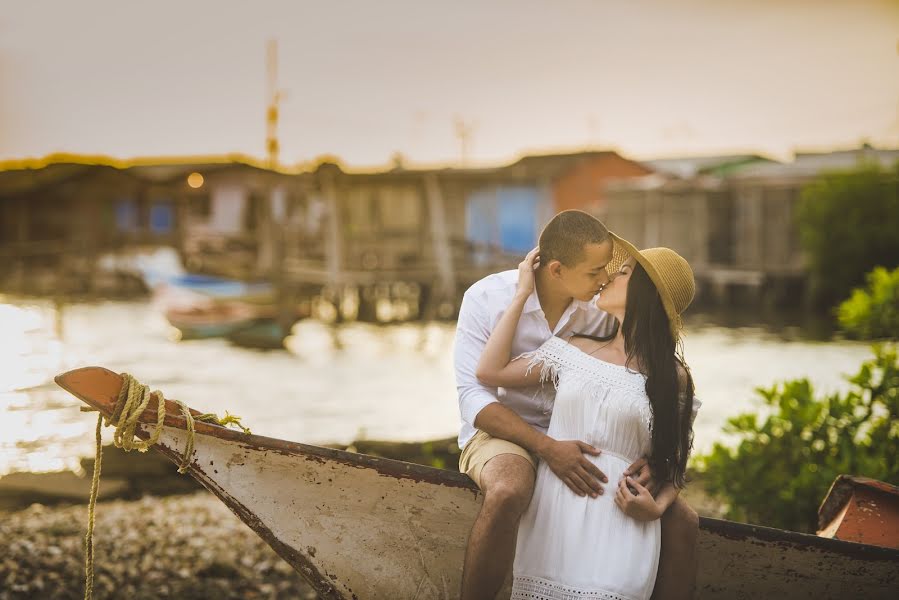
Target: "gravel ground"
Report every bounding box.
[0,492,318,600]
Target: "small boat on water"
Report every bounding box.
[164,302,270,340]
[224,318,291,350]
[56,367,898,600]
[158,273,275,303]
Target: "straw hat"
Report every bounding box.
[604,232,696,339]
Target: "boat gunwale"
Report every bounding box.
[55,366,899,566]
[697,515,899,562]
[55,366,479,493]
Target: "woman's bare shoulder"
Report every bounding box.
[564,334,599,353]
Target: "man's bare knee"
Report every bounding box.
[479,455,536,517]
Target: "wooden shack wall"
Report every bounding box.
[732,183,804,271]
[600,188,711,268]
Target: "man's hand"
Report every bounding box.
[614,476,663,521]
[538,438,607,498]
[623,457,658,495]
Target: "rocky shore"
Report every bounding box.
[1,493,317,600]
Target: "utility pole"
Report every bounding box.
[454,116,476,167]
[266,39,285,170]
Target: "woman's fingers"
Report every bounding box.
[633,470,652,488]
[626,476,649,496]
[623,457,646,476]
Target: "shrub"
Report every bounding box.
[695,345,899,532]
[837,266,899,339]
[797,162,899,306]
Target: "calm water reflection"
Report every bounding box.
[0,298,872,474]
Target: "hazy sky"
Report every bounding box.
[1,0,897,168]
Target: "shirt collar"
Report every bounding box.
[521,291,593,317]
[522,290,542,314]
[574,297,596,312]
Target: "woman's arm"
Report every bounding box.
[475,248,542,388]
[652,482,680,514]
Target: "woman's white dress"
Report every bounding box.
[510,336,699,600]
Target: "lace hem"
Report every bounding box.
[511,575,637,600]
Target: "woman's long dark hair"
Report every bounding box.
[577,263,695,488]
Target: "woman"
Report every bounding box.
[475,238,700,600]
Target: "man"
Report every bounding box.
[454,210,699,600]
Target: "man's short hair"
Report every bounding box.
[538,210,611,267]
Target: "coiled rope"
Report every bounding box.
[81,373,250,600]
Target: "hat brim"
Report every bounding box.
[606,232,683,340]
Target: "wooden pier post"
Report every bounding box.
[424,174,456,309]
[320,172,343,289]
[255,185,276,277]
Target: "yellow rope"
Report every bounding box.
[82,373,250,600]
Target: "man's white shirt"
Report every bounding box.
[454,270,615,449]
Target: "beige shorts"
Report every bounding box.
[458,429,538,489]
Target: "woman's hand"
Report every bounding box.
[475,245,544,388]
[623,457,658,495]
[614,476,663,521]
[516,247,540,299]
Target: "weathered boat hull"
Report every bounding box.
[165,303,269,340]
[56,367,899,600]
[225,318,290,350]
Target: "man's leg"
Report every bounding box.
[652,496,700,600]
[460,454,536,600]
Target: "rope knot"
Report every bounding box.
[83,373,249,599]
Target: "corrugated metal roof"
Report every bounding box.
[643,154,774,178]
[0,163,128,196]
[732,146,899,180]
[505,151,620,178]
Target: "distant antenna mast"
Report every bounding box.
[454,116,476,167]
[266,39,284,169]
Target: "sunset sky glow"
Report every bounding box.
[1,0,897,168]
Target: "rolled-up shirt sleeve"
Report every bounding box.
[454,289,499,428]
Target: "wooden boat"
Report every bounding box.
[158,273,275,303]
[56,367,899,600]
[225,318,292,350]
[164,302,270,340]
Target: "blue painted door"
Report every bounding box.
[150,201,174,234]
[497,187,538,253]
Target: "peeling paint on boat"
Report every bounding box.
[56,367,899,599]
